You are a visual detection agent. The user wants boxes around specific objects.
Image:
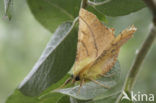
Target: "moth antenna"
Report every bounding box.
[71,79,76,84]
[57,77,72,89]
[89,78,110,89]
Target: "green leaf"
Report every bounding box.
[87,92,121,103]
[0,0,4,16]
[6,91,67,103]
[27,0,81,32]
[6,90,39,103]
[39,93,64,103]
[89,0,146,16]
[86,6,106,22]
[71,92,121,103]
[55,61,121,100]
[19,19,78,96]
[57,95,70,103]
[40,74,70,95]
[4,0,12,20]
[70,97,91,103]
[6,75,71,103]
[38,74,75,103]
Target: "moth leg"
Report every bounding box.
[89,78,110,89]
[99,73,115,78]
[77,79,85,94]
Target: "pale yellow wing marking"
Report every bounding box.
[83,25,137,79]
[73,9,115,75]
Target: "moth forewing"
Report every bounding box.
[76,8,115,63]
[73,8,116,80]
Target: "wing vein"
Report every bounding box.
[79,16,98,56]
[79,40,89,56]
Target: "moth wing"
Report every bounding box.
[73,9,115,74]
[112,25,137,47]
[87,26,137,78]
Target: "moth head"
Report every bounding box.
[71,74,80,82]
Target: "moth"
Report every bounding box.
[61,8,136,91]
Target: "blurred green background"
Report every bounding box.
[0,0,155,103]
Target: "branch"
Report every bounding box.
[81,0,88,8]
[116,0,156,102]
[143,0,156,25]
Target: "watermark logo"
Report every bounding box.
[121,91,155,102]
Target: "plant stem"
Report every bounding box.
[116,0,156,102]
[124,25,156,91]
[143,0,156,25]
[81,0,88,8]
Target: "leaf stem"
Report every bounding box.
[116,0,156,102]
[88,0,111,6]
[81,0,88,8]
